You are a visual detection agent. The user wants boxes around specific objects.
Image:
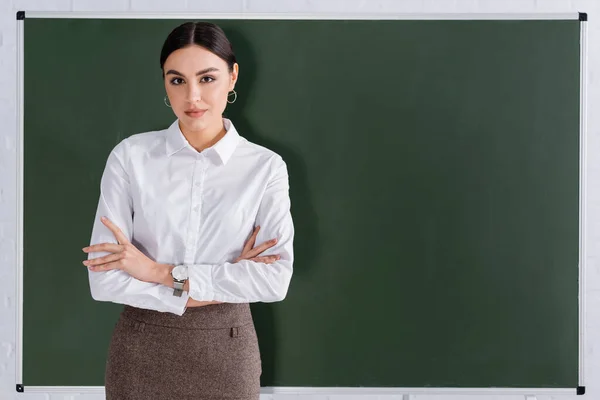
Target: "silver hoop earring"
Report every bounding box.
[164,95,172,108]
[227,90,237,104]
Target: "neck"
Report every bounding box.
[178,118,227,153]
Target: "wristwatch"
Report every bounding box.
[171,264,189,297]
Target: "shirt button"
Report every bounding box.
[195,182,200,187]
[193,205,199,212]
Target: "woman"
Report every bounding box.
[81,21,294,400]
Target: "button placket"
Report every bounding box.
[184,157,205,264]
[194,159,207,232]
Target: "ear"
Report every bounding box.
[229,63,239,91]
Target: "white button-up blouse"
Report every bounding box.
[86,118,294,316]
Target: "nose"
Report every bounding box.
[186,82,202,103]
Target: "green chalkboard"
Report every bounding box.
[22,16,582,389]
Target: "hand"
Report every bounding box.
[82,216,159,283]
[187,299,223,308]
[235,225,281,263]
[186,226,279,309]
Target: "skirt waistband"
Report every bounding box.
[121,302,253,330]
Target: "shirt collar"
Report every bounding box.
[165,118,240,165]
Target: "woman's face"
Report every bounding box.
[163,45,238,132]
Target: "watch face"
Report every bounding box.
[172,265,188,280]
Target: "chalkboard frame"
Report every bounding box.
[14,11,588,397]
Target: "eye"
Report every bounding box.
[170,77,184,85]
[200,76,215,83]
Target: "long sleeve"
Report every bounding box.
[87,139,189,316]
[187,155,295,303]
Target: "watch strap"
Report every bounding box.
[171,264,187,297]
[173,280,184,297]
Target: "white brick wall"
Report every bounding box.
[1,0,598,399]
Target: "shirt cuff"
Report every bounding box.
[188,264,215,301]
[159,284,189,316]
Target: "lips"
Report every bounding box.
[185,109,207,118]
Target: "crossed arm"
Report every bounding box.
[84,222,283,310]
[84,140,294,316]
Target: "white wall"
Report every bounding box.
[1,0,599,399]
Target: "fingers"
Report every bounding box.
[234,254,281,264]
[245,238,278,259]
[82,243,124,254]
[100,216,130,245]
[249,226,260,248]
[84,252,124,268]
[250,255,281,264]
[242,226,260,255]
[188,300,224,307]
[86,260,121,272]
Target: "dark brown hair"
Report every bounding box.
[160,21,237,76]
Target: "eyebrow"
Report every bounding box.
[165,67,220,77]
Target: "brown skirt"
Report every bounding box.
[104,303,261,400]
